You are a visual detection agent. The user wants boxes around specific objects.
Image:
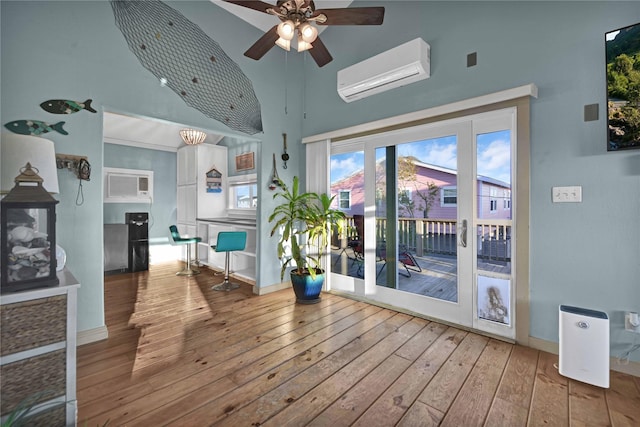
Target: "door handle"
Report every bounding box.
[459,219,467,248]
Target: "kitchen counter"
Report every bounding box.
[197,217,256,228]
[196,218,257,282]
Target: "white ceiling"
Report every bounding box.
[103,112,223,152]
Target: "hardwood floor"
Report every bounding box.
[77,262,640,426]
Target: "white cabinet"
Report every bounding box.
[176,144,227,260]
[176,185,196,224]
[177,146,197,186]
[0,270,80,426]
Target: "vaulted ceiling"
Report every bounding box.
[104,1,354,151]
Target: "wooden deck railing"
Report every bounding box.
[336,217,511,263]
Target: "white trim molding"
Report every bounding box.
[77,326,109,346]
[302,84,538,144]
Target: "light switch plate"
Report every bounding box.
[552,186,582,203]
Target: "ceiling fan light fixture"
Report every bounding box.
[180,128,207,145]
[277,20,295,40]
[295,36,313,52]
[275,37,291,51]
[298,22,317,43]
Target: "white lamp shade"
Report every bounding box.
[296,37,313,52]
[277,21,295,40]
[299,23,318,43]
[1,133,59,194]
[275,37,291,51]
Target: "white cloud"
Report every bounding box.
[330,154,362,182]
[478,138,511,183]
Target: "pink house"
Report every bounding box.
[331,158,511,220]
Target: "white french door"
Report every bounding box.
[328,108,517,339]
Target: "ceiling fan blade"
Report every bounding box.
[244,25,279,60]
[222,0,275,15]
[314,7,385,25]
[309,36,333,67]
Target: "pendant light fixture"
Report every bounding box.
[179,128,207,145]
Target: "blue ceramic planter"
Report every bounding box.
[290,270,325,304]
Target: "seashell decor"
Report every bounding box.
[5,210,52,282]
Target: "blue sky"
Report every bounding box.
[330,130,511,185]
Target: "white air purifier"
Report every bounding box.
[559,305,609,388]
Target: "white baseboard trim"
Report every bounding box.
[528,336,639,377]
[77,326,109,346]
[254,281,291,295]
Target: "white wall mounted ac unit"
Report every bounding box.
[337,38,430,103]
[104,167,153,203]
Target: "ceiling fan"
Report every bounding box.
[223,0,384,67]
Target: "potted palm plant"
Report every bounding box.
[268,176,345,304]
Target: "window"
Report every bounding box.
[338,190,351,210]
[503,190,511,209]
[228,174,257,212]
[399,188,412,200]
[441,186,457,206]
[490,187,498,212]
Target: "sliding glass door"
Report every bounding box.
[329,108,516,339]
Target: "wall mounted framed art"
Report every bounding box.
[606,22,640,151]
[235,152,255,171]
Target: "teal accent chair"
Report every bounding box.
[211,231,246,291]
[169,225,202,276]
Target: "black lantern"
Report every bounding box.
[1,163,59,292]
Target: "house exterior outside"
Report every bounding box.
[331,157,511,221]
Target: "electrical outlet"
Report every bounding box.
[552,186,582,203]
[625,312,640,333]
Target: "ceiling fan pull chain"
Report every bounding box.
[303,53,307,120]
[284,51,288,115]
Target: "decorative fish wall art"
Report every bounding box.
[4,120,68,136]
[40,99,97,114]
[110,0,263,135]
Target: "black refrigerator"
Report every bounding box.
[125,212,149,272]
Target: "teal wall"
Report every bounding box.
[219,136,262,178]
[103,143,176,241]
[2,1,638,363]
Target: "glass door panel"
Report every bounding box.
[375,136,460,305]
[474,125,515,338]
[330,150,365,281]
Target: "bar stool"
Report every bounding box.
[211,231,246,291]
[169,225,202,276]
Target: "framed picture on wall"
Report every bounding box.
[606,22,640,151]
[235,152,255,171]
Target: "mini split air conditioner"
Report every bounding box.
[337,38,430,103]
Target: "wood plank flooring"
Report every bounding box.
[77,261,640,426]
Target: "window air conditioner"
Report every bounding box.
[104,167,153,203]
[337,38,430,103]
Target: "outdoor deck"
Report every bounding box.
[331,248,512,304]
